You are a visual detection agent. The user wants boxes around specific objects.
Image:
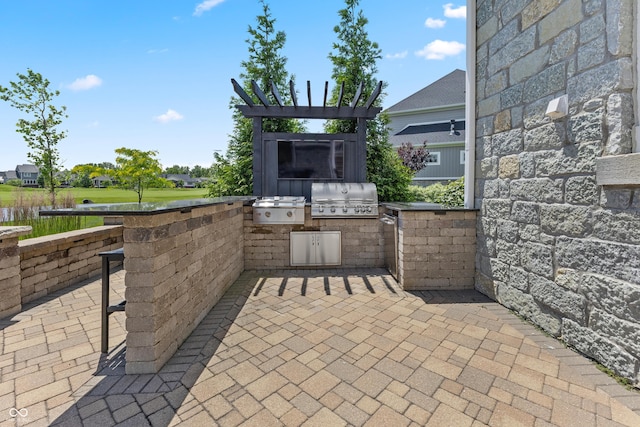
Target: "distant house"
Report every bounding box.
[4,164,40,187]
[92,175,113,188]
[162,174,197,188]
[385,69,466,185]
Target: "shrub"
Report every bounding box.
[409,177,465,207]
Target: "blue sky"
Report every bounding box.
[0,0,467,171]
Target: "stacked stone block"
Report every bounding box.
[124,201,245,374]
[475,0,639,384]
[0,226,31,319]
[397,210,476,290]
[19,225,123,304]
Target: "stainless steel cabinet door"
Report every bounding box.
[290,231,341,266]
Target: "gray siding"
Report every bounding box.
[414,145,465,182]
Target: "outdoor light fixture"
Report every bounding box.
[545,95,569,120]
[449,119,456,135]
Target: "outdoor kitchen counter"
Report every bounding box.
[382,202,478,212]
[380,202,478,292]
[40,196,253,374]
[39,196,255,216]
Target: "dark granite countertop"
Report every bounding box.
[39,196,255,216]
[382,202,477,212]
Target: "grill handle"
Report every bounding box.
[380,214,396,225]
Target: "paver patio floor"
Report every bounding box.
[1,268,639,426]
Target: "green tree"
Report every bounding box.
[113,147,171,203]
[0,69,67,201]
[208,0,304,197]
[164,165,190,175]
[190,165,211,178]
[71,164,103,188]
[326,0,412,201]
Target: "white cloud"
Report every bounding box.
[415,40,466,60]
[193,0,224,16]
[147,48,169,54]
[443,3,467,19]
[154,109,184,123]
[425,18,446,28]
[385,51,408,60]
[67,75,103,91]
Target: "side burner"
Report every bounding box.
[252,196,306,224]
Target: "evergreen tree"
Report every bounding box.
[326,0,413,201]
[208,0,304,197]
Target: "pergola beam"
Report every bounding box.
[236,105,381,120]
[233,79,383,120]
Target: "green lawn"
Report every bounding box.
[0,185,209,205]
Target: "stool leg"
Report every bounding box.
[101,257,110,353]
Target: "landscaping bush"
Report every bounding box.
[409,177,465,207]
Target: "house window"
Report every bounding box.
[460,150,466,164]
[426,152,441,166]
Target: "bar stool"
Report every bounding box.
[99,248,125,353]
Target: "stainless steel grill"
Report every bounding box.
[252,196,305,224]
[311,182,379,218]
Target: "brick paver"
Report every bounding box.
[0,268,639,426]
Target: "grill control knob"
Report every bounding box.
[343,207,348,213]
[265,211,271,217]
[366,206,372,212]
[319,206,324,212]
[330,207,336,213]
[287,211,293,217]
[355,207,360,213]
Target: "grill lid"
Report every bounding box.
[311,182,379,218]
[252,196,305,208]
[311,183,378,204]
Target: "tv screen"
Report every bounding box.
[278,139,344,179]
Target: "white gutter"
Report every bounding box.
[464,0,477,209]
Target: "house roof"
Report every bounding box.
[163,174,194,182]
[390,121,466,147]
[385,69,466,113]
[15,164,39,173]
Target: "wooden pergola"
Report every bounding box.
[232,78,383,197]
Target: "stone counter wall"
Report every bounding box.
[124,201,245,374]
[397,210,476,290]
[475,0,639,384]
[19,225,123,304]
[0,226,32,318]
[243,206,384,270]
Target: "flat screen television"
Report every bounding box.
[278,139,344,179]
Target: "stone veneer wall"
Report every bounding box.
[475,0,639,383]
[124,201,245,374]
[19,225,123,304]
[243,206,384,269]
[397,210,476,290]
